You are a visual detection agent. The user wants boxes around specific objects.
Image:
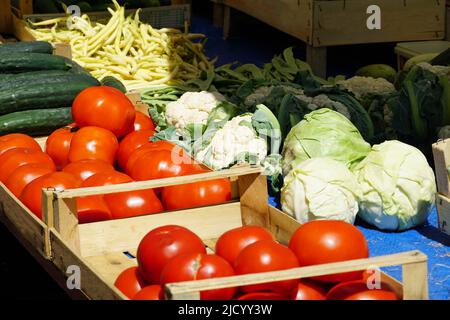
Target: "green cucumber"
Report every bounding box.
[0,53,73,73]
[100,76,126,93]
[0,76,100,115]
[0,108,72,136]
[0,41,53,55]
[0,73,97,91]
[0,70,70,83]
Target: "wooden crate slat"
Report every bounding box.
[312,0,445,47]
[165,250,427,300]
[0,183,48,257]
[77,202,243,258]
[48,165,262,198]
[436,194,450,235]
[432,139,450,197]
[223,0,312,43]
[49,229,126,300]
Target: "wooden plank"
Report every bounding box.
[432,139,450,197]
[52,166,262,198]
[381,272,404,300]
[402,260,429,300]
[313,0,445,47]
[238,173,270,228]
[212,0,225,28]
[222,4,231,39]
[306,45,327,78]
[0,0,12,34]
[223,0,311,43]
[11,12,35,41]
[49,229,126,300]
[0,183,48,258]
[268,205,300,245]
[49,196,81,256]
[77,202,242,257]
[166,251,427,299]
[436,194,450,235]
[13,0,33,15]
[84,251,137,287]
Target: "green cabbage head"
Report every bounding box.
[281,157,362,224]
[353,140,436,231]
[281,109,371,176]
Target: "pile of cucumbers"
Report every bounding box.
[0,41,100,136]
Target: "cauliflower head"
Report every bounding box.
[337,76,396,99]
[165,91,226,130]
[296,94,351,119]
[245,85,305,106]
[195,115,268,170]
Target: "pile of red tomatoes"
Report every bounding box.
[115,220,399,300]
[0,86,231,223]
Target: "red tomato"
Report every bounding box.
[160,253,236,300]
[19,172,81,219]
[77,195,112,224]
[45,124,77,170]
[132,285,163,300]
[289,220,369,283]
[68,126,119,165]
[79,171,133,222]
[114,266,147,299]
[117,129,155,171]
[326,280,398,300]
[291,280,327,300]
[0,133,41,157]
[62,159,115,181]
[134,111,155,132]
[129,149,199,181]
[72,86,135,138]
[104,188,163,219]
[234,240,299,295]
[236,292,288,300]
[4,164,55,198]
[215,226,274,266]
[0,148,56,182]
[82,171,133,187]
[137,225,206,284]
[161,178,231,211]
[125,141,178,175]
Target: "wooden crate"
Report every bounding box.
[217,0,445,77]
[10,13,72,58]
[0,0,13,34]
[432,139,450,236]
[40,166,428,300]
[11,2,191,30]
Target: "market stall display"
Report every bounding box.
[0,0,448,302]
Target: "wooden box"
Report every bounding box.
[432,139,450,236]
[217,0,445,77]
[10,2,191,31]
[39,166,428,300]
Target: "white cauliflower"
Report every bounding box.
[337,76,395,99]
[165,91,226,130]
[416,62,450,78]
[296,94,351,119]
[195,115,268,170]
[245,85,305,106]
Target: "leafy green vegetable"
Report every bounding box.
[353,140,436,231]
[281,109,371,176]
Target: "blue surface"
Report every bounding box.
[191,8,450,300]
